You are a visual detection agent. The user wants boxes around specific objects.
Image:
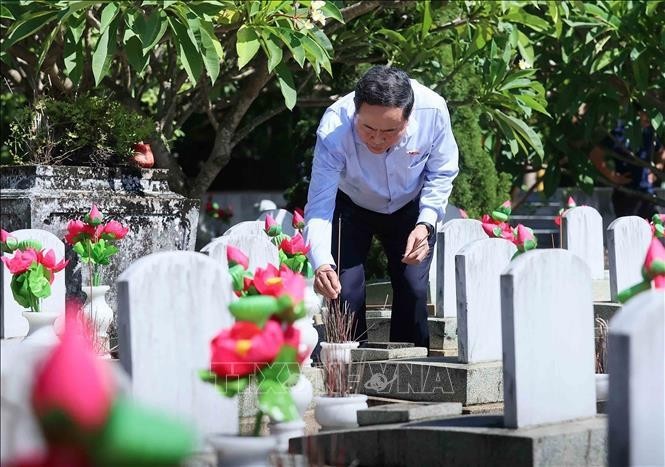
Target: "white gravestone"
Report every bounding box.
[1,229,66,338]
[608,290,665,467]
[202,235,279,271]
[222,220,265,238]
[427,205,466,307]
[501,249,596,428]
[258,209,296,237]
[436,219,487,317]
[456,238,517,363]
[116,252,238,442]
[561,206,604,280]
[607,216,651,302]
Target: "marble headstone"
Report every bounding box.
[258,209,296,237]
[116,251,238,442]
[1,229,66,338]
[202,234,279,271]
[456,238,517,363]
[428,205,465,307]
[561,206,604,280]
[222,220,265,238]
[608,290,664,467]
[436,219,487,317]
[607,216,651,302]
[501,249,596,428]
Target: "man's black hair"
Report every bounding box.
[353,66,414,120]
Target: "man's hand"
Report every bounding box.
[314,264,341,299]
[402,224,430,265]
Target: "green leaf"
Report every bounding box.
[0,4,14,19]
[494,110,544,158]
[300,34,325,75]
[134,9,168,54]
[198,369,218,384]
[503,9,551,33]
[197,18,223,83]
[3,10,59,50]
[257,345,300,386]
[516,95,550,117]
[376,28,406,43]
[321,1,344,23]
[421,0,432,37]
[273,28,305,67]
[124,35,150,73]
[236,25,260,69]
[646,0,663,15]
[275,62,297,110]
[28,264,51,299]
[36,21,62,71]
[99,2,119,33]
[228,295,280,326]
[262,32,283,73]
[168,16,203,85]
[257,380,299,423]
[63,28,84,85]
[10,274,31,309]
[215,376,250,398]
[92,14,119,86]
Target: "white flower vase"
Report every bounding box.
[296,278,322,367]
[268,419,306,453]
[207,434,276,467]
[289,373,313,418]
[319,341,359,365]
[83,285,114,356]
[22,311,59,345]
[313,394,368,431]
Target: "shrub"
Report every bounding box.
[5,95,154,167]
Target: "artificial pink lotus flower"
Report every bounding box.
[38,249,69,283]
[101,220,128,240]
[1,248,38,274]
[253,264,305,305]
[264,214,280,236]
[566,196,577,208]
[226,245,249,270]
[64,220,90,245]
[643,238,665,279]
[209,320,284,378]
[280,233,310,256]
[11,445,91,467]
[31,311,115,433]
[1,228,10,243]
[84,205,103,226]
[292,210,305,230]
[514,224,537,252]
[283,324,307,363]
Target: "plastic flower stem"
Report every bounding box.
[617,280,651,304]
[252,409,264,437]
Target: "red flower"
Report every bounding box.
[643,238,665,279]
[210,320,284,378]
[31,312,115,433]
[280,233,310,256]
[264,214,280,236]
[292,210,305,230]
[1,248,38,274]
[227,245,249,270]
[253,264,305,305]
[283,325,307,363]
[101,220,128,240]
[64,220,91,245]
[11,445,91,467]
[38,249,69,283]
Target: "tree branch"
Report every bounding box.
[231,104,286,149]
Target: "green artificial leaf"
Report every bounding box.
[236,25,260,69]
[215,376,250,397]
[10,274,31,308]
[168,16,203,85]
[275,62,296,110]
[92,14,119,85]
[228,264,246,291]
[257,345,299,385]
[93,397,196,467]
[28,264,51,299]
[257,380,299,422]
[228,295,280,326]
[73,241,87,258]
[198,369,218,384]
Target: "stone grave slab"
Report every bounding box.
[366,316,457,353]
[607,216,651,302]
[365,342,414,349]
[562,206,604,280]
[501,249,596,428]
[222,220,264,238]
[435,219,487,317]
[1,229,66,338]
[357,402,462,426]
[201,234,279,271]
[608,290,664,467]
[351,346,428,362]
[117,251,238,444]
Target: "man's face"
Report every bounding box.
[354,104,408,154]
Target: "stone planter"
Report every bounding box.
[0,165,199,310]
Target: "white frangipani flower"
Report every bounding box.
[311,9,326,26]
[311,0,326,11]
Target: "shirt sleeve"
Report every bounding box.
[418,103,459,226]
[304,109,345,271]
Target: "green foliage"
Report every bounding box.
[73,239,119,266]
[10,263,51,312]
[6,95,154,166]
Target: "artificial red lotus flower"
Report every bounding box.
[84,205,103,226]
[514,224,537,252]
[101,220,128,240]
[11,445,91,467]
[292,210,305,230]
[566,196,577,208]
[227,245,249,270]
[283,325,307,364]
[277,266,305,305]
[480,215,512,240]
[643,238,665,280]
[31,311,115,434]
[253,264,284,296]
[264,214,281,237]
[132,142,155,169]
[64,220,90,245]
[209,320,285,378]
[280,233,310,256]
[1,248,38,274]
[38,249,69,282]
